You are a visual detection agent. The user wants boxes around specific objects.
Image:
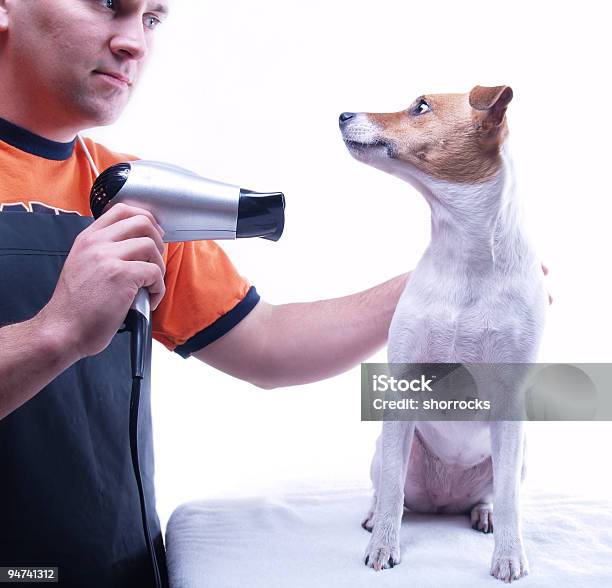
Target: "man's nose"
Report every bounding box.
[109,20,148,61]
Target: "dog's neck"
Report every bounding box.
[417,144,530,274]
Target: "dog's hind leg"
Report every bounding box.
[471,502,494,533]
[361,450,382,533]
[361,493,378,532]
[362,435,382,532]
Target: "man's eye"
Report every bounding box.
[144,15,162,30]
[104,0,116,9]
[413,99,431,115]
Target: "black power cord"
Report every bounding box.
[122,310,163,588]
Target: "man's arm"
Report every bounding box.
[193,272,410,389]
[0,311,81,420]
[0,204,166,421]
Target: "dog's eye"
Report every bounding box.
[413,99,431,115]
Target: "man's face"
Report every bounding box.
[4,0,169,130]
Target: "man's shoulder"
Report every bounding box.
[79,137,140,171]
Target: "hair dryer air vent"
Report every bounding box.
[90,162,132,219]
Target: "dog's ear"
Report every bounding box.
[469,85,513,128]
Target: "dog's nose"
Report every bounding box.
[339,112,356,124]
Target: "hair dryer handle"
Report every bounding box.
[119,288,150,380]
[131,287,151,322]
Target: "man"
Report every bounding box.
[0,1,411,586]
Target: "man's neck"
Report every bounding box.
[0,63,81,142]
[0,109,79,143]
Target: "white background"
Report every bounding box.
[88,0,612,533]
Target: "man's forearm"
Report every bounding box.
[257,272,410,388]
[0,309,80,420]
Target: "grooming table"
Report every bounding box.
[165,488,612,587]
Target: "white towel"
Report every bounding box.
[165,488,612,587]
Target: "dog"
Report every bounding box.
[339,85,547,582]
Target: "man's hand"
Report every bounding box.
[542,263,553,304]
[39,203,166,361]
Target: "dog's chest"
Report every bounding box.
[388,265,533,363]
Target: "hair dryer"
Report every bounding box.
[88,160,285,588]
[90,160,285,373]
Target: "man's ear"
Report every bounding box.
[469,85,513,128]
[0,0,8,33]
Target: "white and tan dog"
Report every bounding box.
[339,85,547,583]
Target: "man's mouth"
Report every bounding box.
[93,70,133,86]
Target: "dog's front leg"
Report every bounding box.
[364,420,415,571]
[490,420,529,582]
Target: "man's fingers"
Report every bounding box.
[98,215,165,255]
[541,263,552,304]
[111,238,166,276]
[92,202,164,239]
[125,261,166,311]
[118,239,166,310]
[83,204,169,312]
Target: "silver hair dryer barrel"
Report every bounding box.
[90,160,285,242]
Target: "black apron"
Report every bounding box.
[0,211,169,587]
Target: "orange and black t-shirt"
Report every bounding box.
[0,116,259,357]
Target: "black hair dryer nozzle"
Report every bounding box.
[237,189,285,241]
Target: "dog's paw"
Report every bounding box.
[363,533,400,571]
[361,510,376,532]
[490,547,529,583]
[470,503,494,534]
